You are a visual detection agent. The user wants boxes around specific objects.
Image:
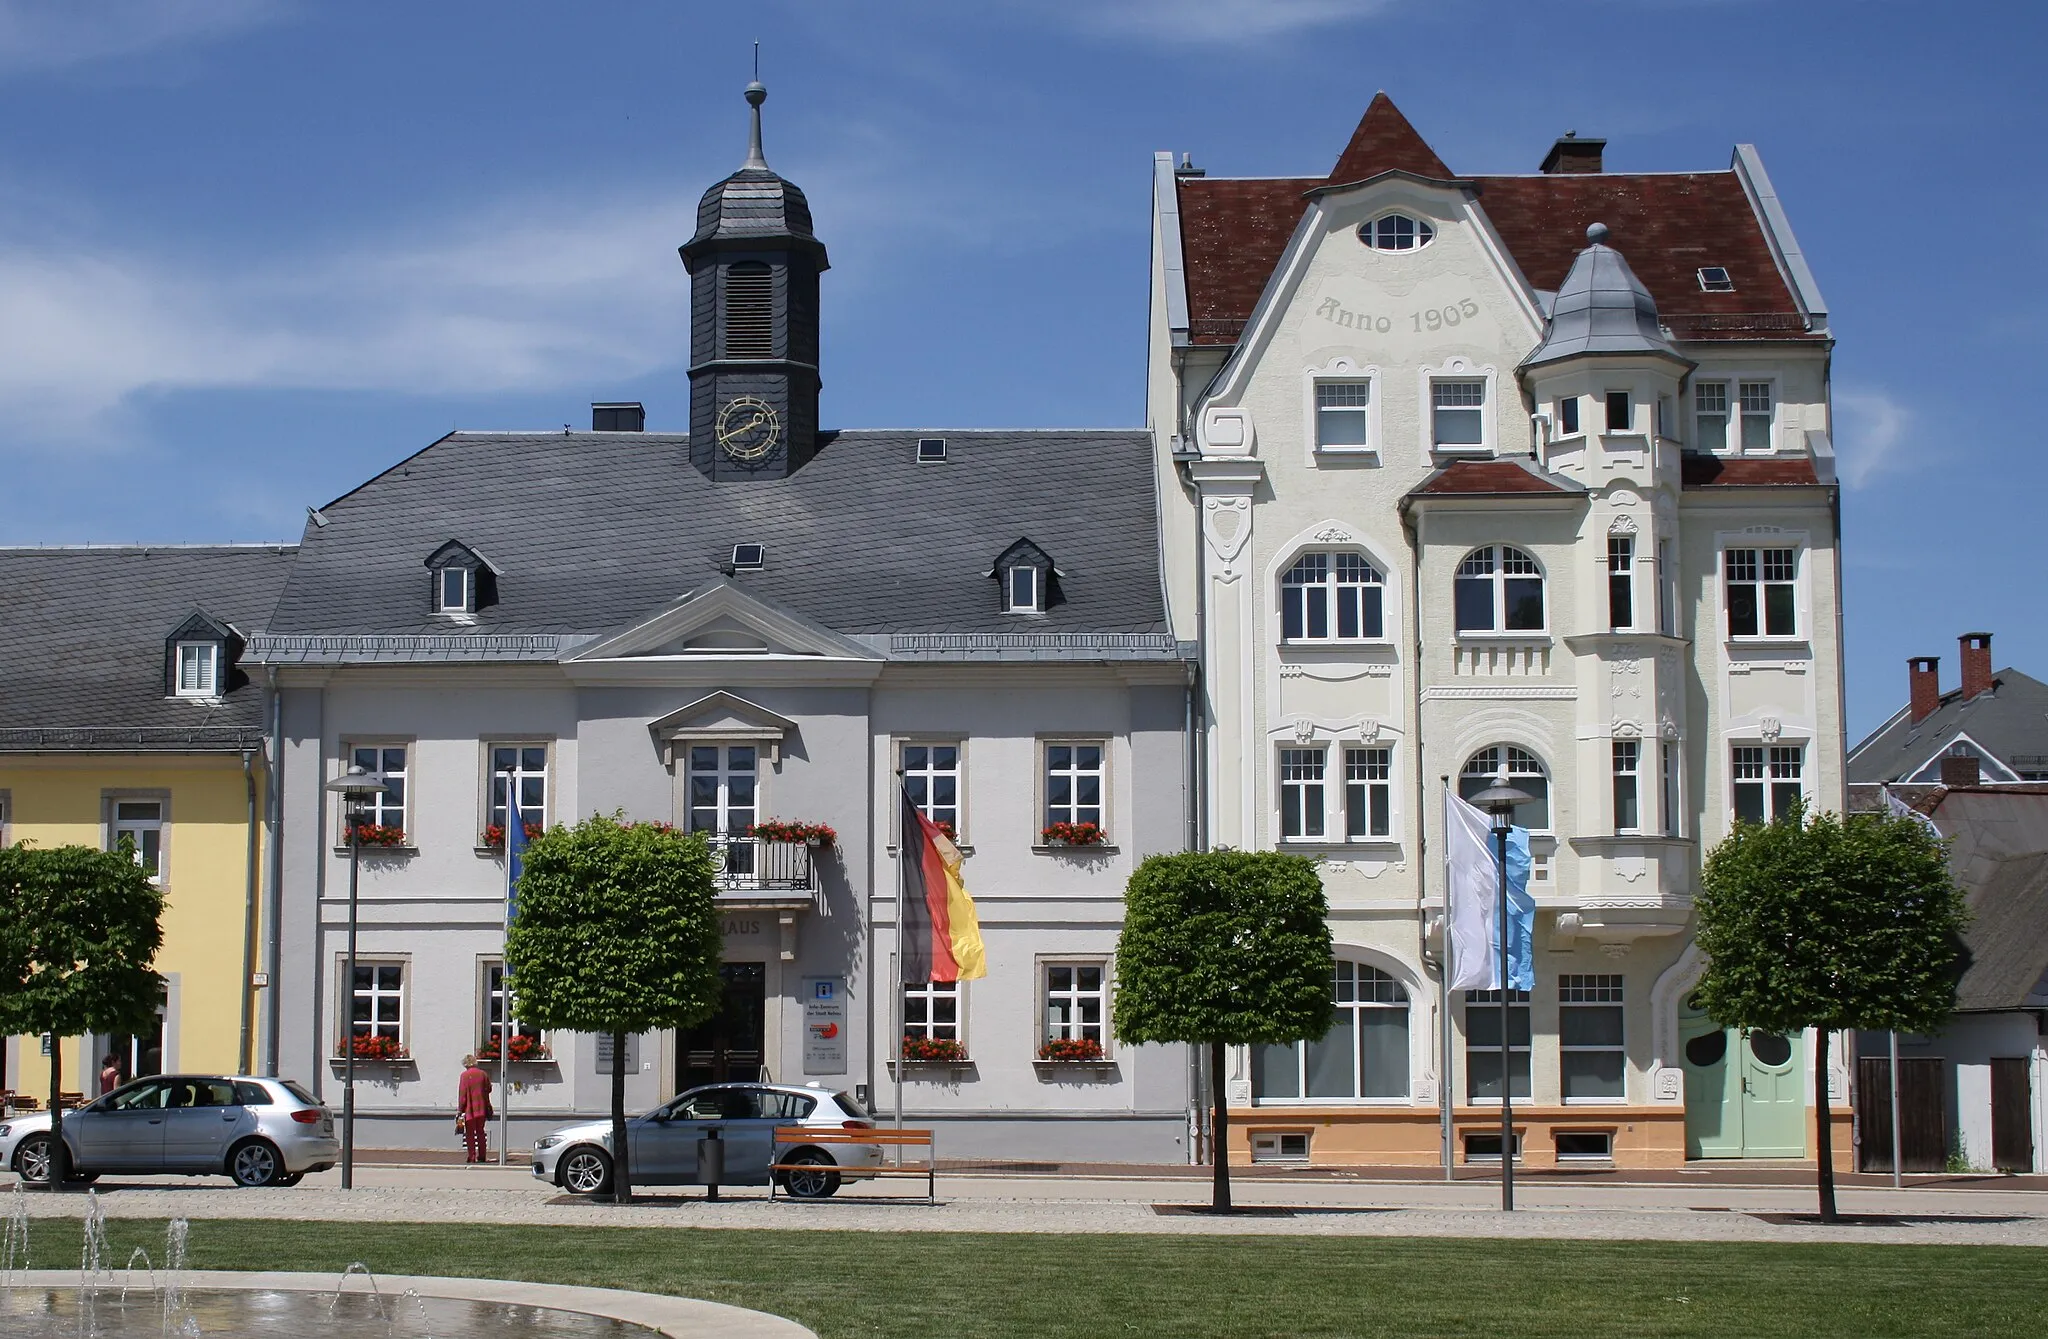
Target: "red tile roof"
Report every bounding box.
[1326,93,1454,185]
[1409,460,1575,496]
[1174,97,1816,348]
[1681,455,1824,488]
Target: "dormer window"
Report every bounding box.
[1008,565,1040,613]
[424,540,499,618]
[436,566,473,614]
[175,641,220,697]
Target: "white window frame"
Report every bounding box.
[1041,959,1110,1055]
[1345,746,1393,841]
[1463,988,1531,1105]
[1559,974,1626,1103]
[1300,360,1383,465]
[1280,550,1386,643]
[107,794,167,884]
[1454,545,1547,636]
[1606,534,1636,632]
[1556,395,1581,437]
[1041,739,1108,838]
[1459,746,1551,833]
[1612,739,1642,836]
[1417,360,1496,457]
[1278,746,1327,841]
[484,740,552,838]
[1732,743,1805,825]
[900,739,964,841]
[1737,380,1776,453]
[479,958,547,1056]
[1006,565,1040,613]
[1313,379,1373,453]
[1254,959,1411,1103]
[1724,546,1799,640]
[434,565,474,615]
[901,979,963,1047]
[173,640,220,698]
[1661,739,1682,838]
[1359,212,1436,252]
[1694,380,1731,453]
[1603,390,1632,434]
[342,741,411,839]
[1655,538,1676,636]
[337,956,409,1058]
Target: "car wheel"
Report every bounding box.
[560,1146,613,1196]
[14,1134,54,1185]
[780,1149,841,1200]
[228,1139,286,1188]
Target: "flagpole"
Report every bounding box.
[893,773,906,1140]
[498,778,513,1167]
[1438,776,1454,1183]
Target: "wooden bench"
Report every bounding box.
[768,1126,936,1204]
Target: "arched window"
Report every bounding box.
[723,262,774,359]
[1454,545,1545,633]
[1281,552,1384,641]
[1460,746,1551,831]
[1251,961,1410,1100]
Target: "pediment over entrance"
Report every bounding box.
[647,690,799,766]
[570,577,881,663]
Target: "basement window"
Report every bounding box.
[1556,1131,1614,1161]
[917,437,947,463]
[1696,267,1734,293]
[731,544,765,571]
[1463,1132,1524,1164]
[1251,1132,1310,1164]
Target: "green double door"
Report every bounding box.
[1680,1000,1806,1159]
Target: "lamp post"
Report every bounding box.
[1468,775,1534,1212]
[323,763,386,1190]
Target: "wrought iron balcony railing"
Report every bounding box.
[707,837,816,894]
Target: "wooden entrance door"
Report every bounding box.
[1992,1057,2033,1173]
[1855,1056,1947,1172]
[677,962,767,1090]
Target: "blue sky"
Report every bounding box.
[1,0,2041,739]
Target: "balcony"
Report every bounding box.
[708,837,819,909]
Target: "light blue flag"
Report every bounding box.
[505,794,528,926]
[1504,827,1535,992]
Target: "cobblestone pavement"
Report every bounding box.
[6,1167,2046,1247]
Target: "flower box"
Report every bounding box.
[477,1034,552,1063]
[1037,1037,1106,1063]
[480,821,544,849]
[336,1034,409,1062]
[1039,822,1106,847]
[348,823,410,848]
[747,819,837,848]
[899,1035,968,1064]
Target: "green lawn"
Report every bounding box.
[15,1219,2045,1338]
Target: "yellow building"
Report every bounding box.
[1,545,294,1105]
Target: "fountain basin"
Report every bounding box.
[4,1270,817,1338]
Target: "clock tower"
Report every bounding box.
[680,80,829,480]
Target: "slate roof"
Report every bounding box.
[0,545,296,750]
[263,431,1172,649]
[1174,99,1813,347]
[1404,458,1581,498]
[1955,849,2048,1013]
[1848,669,2048,784]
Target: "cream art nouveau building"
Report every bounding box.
[1147,98,1849,1169]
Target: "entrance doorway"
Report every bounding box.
[101,987,168,1094]
[1992,1057,2033,1173]
[1681,998,1805,1159]
[1855,1055,1946,1172]
[678,962,766,1090]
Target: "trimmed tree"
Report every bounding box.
[1693,803,1965,1221]
[0,843,166,1189]
[504,815,723,1204]
[1114,850,1333,1212]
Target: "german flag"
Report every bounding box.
[899,787,986,983]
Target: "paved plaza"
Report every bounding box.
[8,1164,2046,1248]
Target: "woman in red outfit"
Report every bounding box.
[457,1055,494,1163]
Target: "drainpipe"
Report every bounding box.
[239,748,259,1075]
[262,669,285,1077]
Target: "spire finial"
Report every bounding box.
[1586,221,1609,246]
[742,45,769,170]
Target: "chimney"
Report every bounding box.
[1940,745,1981,790]
[1908,657,1941,724]
[1959,632,1994,701]
[1540,132,1605,175]
[592,402,645,432]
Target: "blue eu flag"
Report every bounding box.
[505,795,528,926]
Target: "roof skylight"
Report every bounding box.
[1697,266,1735,293]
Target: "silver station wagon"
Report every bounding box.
[533,1081,883,1199]
[0,1075,339,1188]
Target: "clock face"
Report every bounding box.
[715,396,781,462]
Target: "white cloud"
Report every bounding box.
[1831,386,1913,489]
[0,0,285,73]
[1036,0,1393,43]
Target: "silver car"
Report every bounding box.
[533,1081,883,1199]
[0,1075,339,1188]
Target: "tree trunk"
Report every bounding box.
[1814,1026,1837,1222]
[44,1037,67,1191]
[1209,1040,1231,1213]
[610,1029,631,1206]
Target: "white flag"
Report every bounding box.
[1445,790,1499,991]
[1884,785,1942,839]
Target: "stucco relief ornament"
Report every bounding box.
[1654,1067,1684,1103]
[1202,495,1252,575]
[1759,715,1783,742]
[1608,515,1639,535]
[1313,525,1355,544]
[1293,717,1316,743]
[1612,719,1642,740]
[1356,717,1383,745]
[1660,715,1680,741]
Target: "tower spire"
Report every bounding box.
[742,47,768,171]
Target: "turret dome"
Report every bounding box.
[1523,222,1682,368]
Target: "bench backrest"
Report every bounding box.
[774,1126,933,1147]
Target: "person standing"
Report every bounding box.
[99,1055,121,1096]
[457,1054,494,1163]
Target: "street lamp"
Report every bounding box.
[1467,773,1534,1213]
[323,762,386,1190]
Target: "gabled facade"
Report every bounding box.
[249,85,1197,1159]
[0,545,295,1103]
[1149,96,1849,1169]
[1848,632,2048,791]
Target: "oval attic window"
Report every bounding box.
[1359,214,1435,252]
